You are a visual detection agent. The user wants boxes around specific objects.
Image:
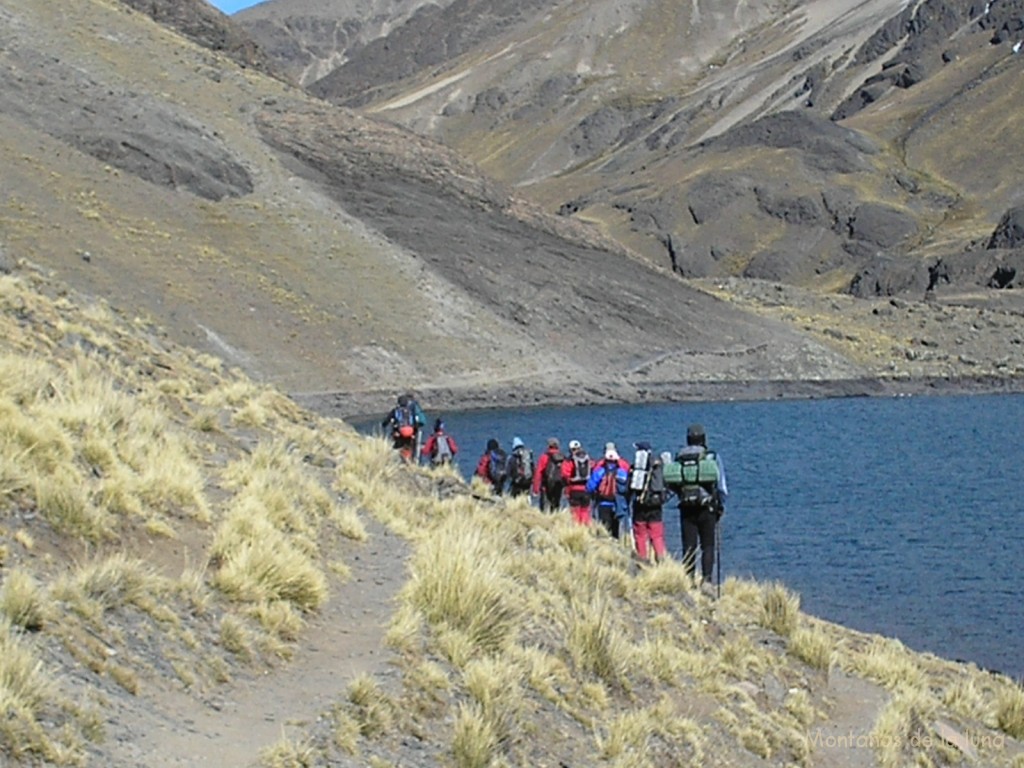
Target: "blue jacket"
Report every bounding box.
[586,459,629,516]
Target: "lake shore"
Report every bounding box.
[295,373,1024,424]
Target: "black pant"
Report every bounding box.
[681,507,717,581]
[509,482,531,498]
[596,503,619,538]
[539,486,562,512]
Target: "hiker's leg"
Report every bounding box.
[649,518,667,561]
[681,512,699,579]
[633,520,649,559]
[698,511,716,581]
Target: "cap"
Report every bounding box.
[633,441,652,451]
[547,437,560,449]
[686,423,706,446]
[434,418,444,432]
[568,439,582,450]
[512,436,524,449]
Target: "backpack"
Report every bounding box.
[392,405,415,438]
[665,445,719,509]
[569,455,590,484]
[542,451,564,491]
[509,447,533,487]
[637,462,666,507]
[629,449,650,493]
[488,449,507,484]
[432,434,453,464]
[596,460,619,500]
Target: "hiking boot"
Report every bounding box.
[700,581,717,598]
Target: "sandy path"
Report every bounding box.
[94,520,408,768]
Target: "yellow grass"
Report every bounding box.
[451,701,500,768]
[346,673,395,738]
[403,516,522,660]
[788,624,834,672]
[995,682,1024,739]
[0,569,50,631]
[760,581,800,637]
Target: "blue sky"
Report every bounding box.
[209,0,261,14]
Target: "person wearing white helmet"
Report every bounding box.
[560,439,592,525]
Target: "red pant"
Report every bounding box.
[633,520,666,561]
[567,488,591,526]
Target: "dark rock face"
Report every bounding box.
[701,111,877,174]
[847,203,919,249]
[988,207,1024,249]
[755,187,826,226]
[0,45,253,201]
[848,258,924,297]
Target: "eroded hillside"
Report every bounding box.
[285,0,1024,297]
[0,0,943,418]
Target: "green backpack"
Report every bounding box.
[664,446,719,509]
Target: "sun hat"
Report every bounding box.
[568,439,582,450]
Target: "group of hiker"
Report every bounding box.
[381,396,728,590]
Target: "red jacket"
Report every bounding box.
[421,431,458,461]
[532,447,563,496]
[561,452,592,496]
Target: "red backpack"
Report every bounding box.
[596,461,618,500]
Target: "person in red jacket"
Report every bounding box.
[532,437,565,512]
[475,438,507,495]
[561,439,592,525]
[421,419,459,467]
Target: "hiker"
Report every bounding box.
[421,418,458,467]
[505,437,535,498]
[561,439,592,525]
[606,442,634,539]
[587,445,629,538]
[628,442,668,562]
[475,438,508,495]
[665,423,728,593]
[382,394,418,462]
[532,437,565,512]
[403,392,428,462]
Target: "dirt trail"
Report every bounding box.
[811,668,890,767]
[94,520,408,768]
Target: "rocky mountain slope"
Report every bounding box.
[1,0,1024,422]
[256,0,1024,299]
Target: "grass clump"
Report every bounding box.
[788,624,834,672]
[211,512,328,610]
[995,681,1024,739]
[403,516,521,661]
[566,594,629,688]
[0,569,50,631]
[346,672,395,738]
[760,581,800,637]
[451,702,500,768]
[259,734,321,768]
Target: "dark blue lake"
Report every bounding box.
[359,393,1024,681]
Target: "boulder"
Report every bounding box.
[987,207,1024,249]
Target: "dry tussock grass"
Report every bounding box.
[0,269,371,763]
